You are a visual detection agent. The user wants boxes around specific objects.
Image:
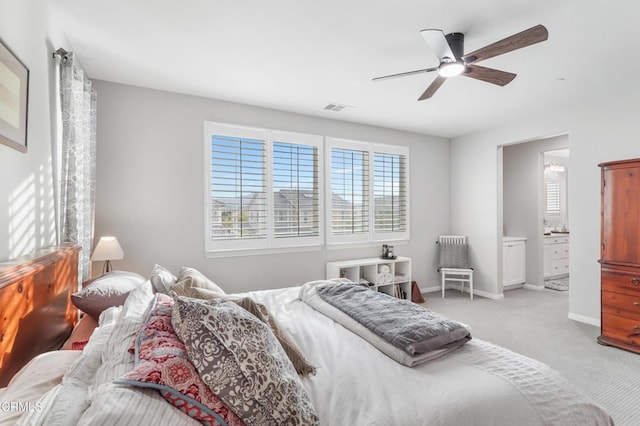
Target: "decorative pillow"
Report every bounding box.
[438,243,471,270]
[71,271,145,320]
[115,294,244,426]
[172,297,319,426]
[233,298,316,376]
[175,290,315,376]
[150,264,177,294]
[171,266,225,297]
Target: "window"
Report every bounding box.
[545,181,561,216]
[272,141,319,239]
[326,137,409,245]
[205,122,322,254]
[374,152,407,233]
[330,145,370,240]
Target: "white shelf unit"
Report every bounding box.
[325,256,412,300]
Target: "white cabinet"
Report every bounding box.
[326,256,411,300]
[503,237,526,287]
[544,234,569,278]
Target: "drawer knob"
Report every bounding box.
[632,278,640,286]
[634,302,640,307]
[630,326,640,337]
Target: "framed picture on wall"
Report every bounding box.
[0,38,29,153]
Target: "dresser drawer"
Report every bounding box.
[550,258,569,276]
[602,291,640,320]
[601,314,640,348]
[550,242,569,259]
[544,236,569,245]
[602,268,640,295]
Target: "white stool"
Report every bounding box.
[440,267,474,299]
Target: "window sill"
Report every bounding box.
[326,239,409,251]
[205,244,322,258]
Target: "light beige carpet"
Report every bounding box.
[424,288,640,426]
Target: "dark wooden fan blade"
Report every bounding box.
[372,67,439,82]
[463,64,516,86]
[462,24,548,64]
[418,75,447,100]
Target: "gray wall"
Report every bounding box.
[0,0,60,261]
[503,135,569,288]
[93,81,450,293]
[451,98,640,324]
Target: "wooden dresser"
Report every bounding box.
[598,158,640,354]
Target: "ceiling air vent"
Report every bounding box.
[324,103,348,112]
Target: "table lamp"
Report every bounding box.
[91,236,124,274]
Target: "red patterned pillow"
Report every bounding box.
[71,340,89,350]
[115,294,244,426]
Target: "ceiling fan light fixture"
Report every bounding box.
[438,61,465,78]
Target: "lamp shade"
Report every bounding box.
[91,236,124,261]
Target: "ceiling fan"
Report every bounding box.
[373,24,548,100]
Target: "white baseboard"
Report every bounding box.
[523,283,545,291]
[420,285,441,294]
[568,312,600,327]
[421,284,504,300]
[473,288,504,300]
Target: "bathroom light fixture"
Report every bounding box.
[91,236,124,274]
[545,164,565,172]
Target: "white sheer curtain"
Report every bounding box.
[57,51,96,281]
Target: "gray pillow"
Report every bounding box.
[71,271,145,319]
[438,243,470,269]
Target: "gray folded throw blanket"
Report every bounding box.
[316,282,471,355]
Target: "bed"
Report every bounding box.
[0,250,613,425]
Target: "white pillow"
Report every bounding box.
[171,266,225,296]
[149,264,176,294]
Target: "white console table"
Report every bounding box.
[325,256,412,300]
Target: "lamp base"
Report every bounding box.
[102,260,113,274]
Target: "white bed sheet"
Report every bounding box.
[247,286,613,426]
[0,351,82,425]
[18,283,613,426]
[18,281,201,426]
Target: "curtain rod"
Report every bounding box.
[52,47,71,63]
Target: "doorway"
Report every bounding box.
[542,149,570,291]
[501,135,569,295]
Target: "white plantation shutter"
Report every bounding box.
[374,152,407,233]
[272,141,319,238]
[327,138,409,245]
[205,122,322,254]
[330,146,370,237]
[545,181,560,216]
[209,134,266,241]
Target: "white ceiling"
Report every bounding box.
[48,0,639,139]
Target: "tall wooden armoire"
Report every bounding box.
[598,158,640,354]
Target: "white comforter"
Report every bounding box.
[18,282,612,426]
[254,286,612,426]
